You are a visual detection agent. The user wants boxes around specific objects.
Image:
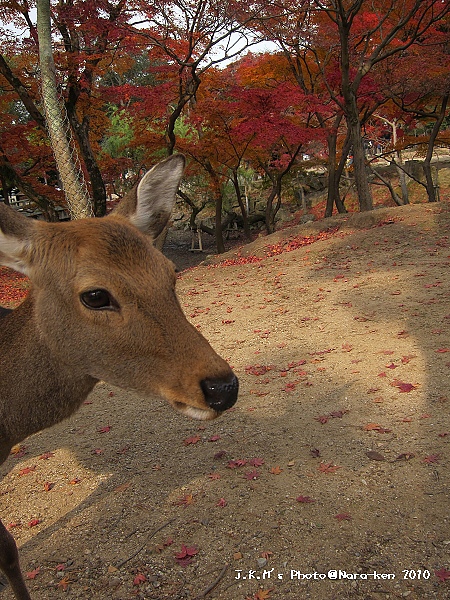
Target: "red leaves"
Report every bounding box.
[0,267,29,305]
[315,415,330,424]
[10,445,27,458]
[133,573,147,586]
[245,364,273,376]
[283,382,298,392]
[401,355,415,364]
[174,494,195,507]
[183,435,201,446]
[318,462,341,474]
[269,466,283,475]
[175,544,198,566]
[334,512,352,522]
[296,495,315,503]
[28,519,41,528]
[18,465,36,476]
[218,255,262,267]
[395,452,415,461]
[97,425,112,433]
[25,567,40,580]
[252,589,273,600]
[227,459,247,469]
[155,537,173,553]
[315,409,348,424]
[423,454,440,464]
[245,589,273,600]
[39,451,54,460]
[265,228,341,258]
[435,567,450,583]
[391,380,417,393]
[363,423,392,434]
[57,575,72,591]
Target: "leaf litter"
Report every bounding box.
[2,203,450,598]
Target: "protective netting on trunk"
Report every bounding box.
[41,82,94,219]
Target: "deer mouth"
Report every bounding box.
[168,374,238,420]
[173,401,219,421]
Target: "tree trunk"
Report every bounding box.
[213,178,225,254]
[372,167,403,206]
[347,114,373,211]
[264,146,302,233]
[265,177,281,234]
[177,189,207,231]
[325,130,338,218]
[204,161,225,254]
[231,170,251,239]
[325,122,348,217]
[0,166,11,205]
[374,115,409,205]
[0,156,59,221]
[423,93,449,203]
[337,10,373,213]
[396,160,409,205]
[37,0,93,219]
[68,116,106,216]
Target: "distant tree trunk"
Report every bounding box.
[377,115,410,205]
[177,189,207,230]
[371,167,403,206]
[231,170,251,239]
[0,155,58,220]
[423,93,448,203]
[212,174,225,254]
[325,120,349,217]
[37,0,93,219]
[325,131,339,218]
[265,177,281,234]
[204,160,225,254]
[0,166,11,205]
[346,114,373,211]
[397,163,409,205]
[263,146,302,234]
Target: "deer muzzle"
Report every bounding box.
[201,372,239,412]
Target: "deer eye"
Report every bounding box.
[80,289,119,311]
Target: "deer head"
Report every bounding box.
[0,155,238,426]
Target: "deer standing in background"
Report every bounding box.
[0,155,238,599]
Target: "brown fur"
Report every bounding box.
[0,156,238,599]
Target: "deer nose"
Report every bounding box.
[201,373,239,412]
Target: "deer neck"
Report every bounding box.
[0,295,97,461]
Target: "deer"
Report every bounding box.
[0,154,238,600]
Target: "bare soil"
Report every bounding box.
[2,202,450,600]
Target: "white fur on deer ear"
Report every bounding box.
[0,204,34,275]
[128,155,185,239]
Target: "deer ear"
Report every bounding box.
[0,203,35,275]
[113,155,185,239]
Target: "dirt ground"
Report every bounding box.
[2,202,450,600]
